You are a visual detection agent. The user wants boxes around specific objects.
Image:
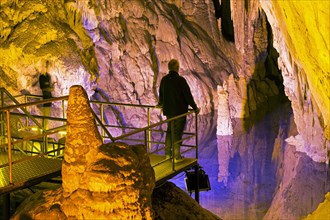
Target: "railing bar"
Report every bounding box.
[0,125,66,148]
[180,147,196,155]
[0,91,66,129]
[90,100,155,109]
[152,158,172,167]
[149,147,165,154]
[0,96,69,112]
[5,110,13,184]
[0,147,65,169]
[1,88,199,184]
[113,111,194,141]
[92,110,114,142]
[181,145,196,148]
[10,112,67,122]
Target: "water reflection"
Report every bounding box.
[171,101,329,219]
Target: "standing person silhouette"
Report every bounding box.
[158,59,200,163]
[38,60,53,130]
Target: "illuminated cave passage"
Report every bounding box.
[0,0,329,219]
[244,14,286,120]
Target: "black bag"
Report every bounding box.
[184,166,211,193]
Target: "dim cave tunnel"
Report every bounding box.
[0,0,329,219]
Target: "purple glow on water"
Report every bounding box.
[170,101,329,219]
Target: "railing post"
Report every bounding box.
[43,134,48,154]
[147,107,151,151]
[0,90,3,108]
[0,91,4,137]
[100,104,104,142]
[62,99,65,119]
[195,111,198,160]
[194,164,200,203]
[171,119,175,170]
[5,110,13,184]
[144,130,148,150]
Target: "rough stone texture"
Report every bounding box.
[259,0,329,163]
[264,143,330,220]
[216,83,232,135]
[11,85,218,220]
[152,182,221,220]
[1,0,329,218]
[0,0,98,98]
[12,85,156,219]
[304,192,330,220]
[0,0,328,163]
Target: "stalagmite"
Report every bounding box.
[216,82,233,136]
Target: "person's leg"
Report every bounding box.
[43,106,51,130]
[42,91,52,130]
[165,120,173,158]
[173,116,186,160]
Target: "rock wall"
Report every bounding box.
[11,85,219,220]
[12,85,156,219]
[259,1,329,162]
[0,0,328,168]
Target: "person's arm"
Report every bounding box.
[157,78,164,107]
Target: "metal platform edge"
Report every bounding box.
[0,170,61,196]
[155,159,198,187]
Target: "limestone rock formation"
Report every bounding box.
[304,192,330,220]
[1,0,329,218]
[11,85,218,220]
[216,83,233,136]
[263,143,329,219]
[259,1,330,163]
[152,182,220,220]
[1,0,328,163]
[12,85,156,219]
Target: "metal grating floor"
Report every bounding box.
[0,152,62,194]
[0,152,197,194]
[149,154,198,186]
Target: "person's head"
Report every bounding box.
[168,59,180,72]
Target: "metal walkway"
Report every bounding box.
[150,154,198,186]
[0,152,62,195]
[0,87,200,198]
[0,153,197,195]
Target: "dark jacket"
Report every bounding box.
[39,73,53,106]
[39,73,51,91]
[158,71,197,116]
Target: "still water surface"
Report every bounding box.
[170,101,329,220]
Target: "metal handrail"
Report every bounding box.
[112,111,194,141]
[0,88,45,129]
[0,90,199,185]
[0,92,69,184]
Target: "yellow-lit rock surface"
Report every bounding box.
[1,0,328,162]
[1,0,329,218]
[304,192,330,220]
[61,85,155,219]
[271,1,329,129]
[12,85,156,219]
[260,0,330,162]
